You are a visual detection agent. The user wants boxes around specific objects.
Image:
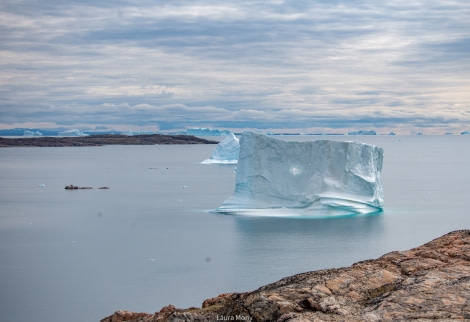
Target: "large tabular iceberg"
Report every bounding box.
[202,133,240,164]
[216,131,384,217]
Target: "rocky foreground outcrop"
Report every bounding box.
[102,230,470,321]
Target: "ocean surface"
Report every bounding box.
[0,135,469,321]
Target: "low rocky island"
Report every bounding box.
[0,134,218,147]
[102,230,470,321]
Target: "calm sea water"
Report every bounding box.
[0,135,469,321]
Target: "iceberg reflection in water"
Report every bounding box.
[216,131,384,217]
[215,200,383,219]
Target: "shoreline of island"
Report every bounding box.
[0,134,218,147]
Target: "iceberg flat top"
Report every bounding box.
[216,131,384,217]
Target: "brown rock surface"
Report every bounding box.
[101,230,470,321]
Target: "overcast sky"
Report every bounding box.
[1,0,469,134]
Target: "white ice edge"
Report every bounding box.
[201,159,238,164]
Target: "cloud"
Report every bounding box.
[0,0,469,133]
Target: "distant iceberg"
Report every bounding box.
[202,133,240,164]
[58,129,88,137]
[23,130,43,137]
[348,130,377,135]
[185,128,232,137]
[216,132,384,217]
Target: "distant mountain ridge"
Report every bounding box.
[1,127,470,137]
[0,128,122,137]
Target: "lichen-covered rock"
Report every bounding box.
[101,230,470,322]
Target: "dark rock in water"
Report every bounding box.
[65,185,107,190]
[101,230,470,321]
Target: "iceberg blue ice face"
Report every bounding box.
[216,131,384,217]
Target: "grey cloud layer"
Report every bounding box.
[1,0,469,132]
